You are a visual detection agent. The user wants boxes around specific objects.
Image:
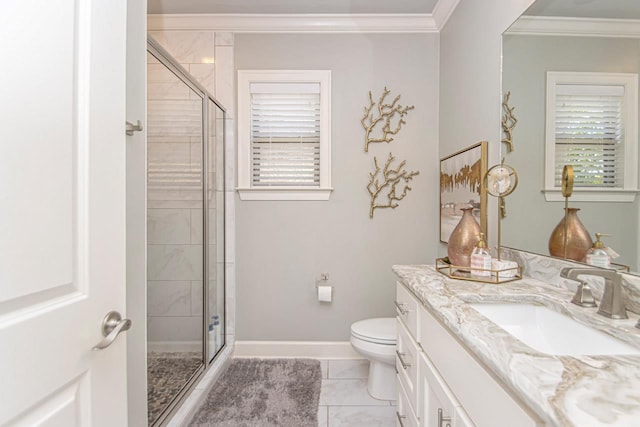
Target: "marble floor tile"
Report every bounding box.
[328,359,369,379]
[317,405,328,427]
[319,379,389,406]
[327,405,396,427]
[320,360,329,379]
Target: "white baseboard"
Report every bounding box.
[233,340,361,359]
[148,340,201,353]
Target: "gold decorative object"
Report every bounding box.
[549,208,593,262]
[484,161,519,260]
[367,153,419,218]
[501,91,517,153]
[447,207,482,268]
[561,165,575,258]
[361,87,414,152]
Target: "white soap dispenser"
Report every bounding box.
[584,233,611,269]
[471,233,492,278]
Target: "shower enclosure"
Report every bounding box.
[146,38,226,426]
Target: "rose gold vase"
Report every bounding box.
[548,208,593,262]
[448,207,482,268]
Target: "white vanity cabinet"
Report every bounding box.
[396,281,542,427]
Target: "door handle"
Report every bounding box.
[93,311,132,351]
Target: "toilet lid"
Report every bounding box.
[351,318,396,345]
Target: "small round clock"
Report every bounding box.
[561,165,574,198]
[484,163,518,197]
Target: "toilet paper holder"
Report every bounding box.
[315,273,333,288]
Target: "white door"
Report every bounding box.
[0,0,129,426]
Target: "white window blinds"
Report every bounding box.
[250,82,321,187]
[554,84,625,188]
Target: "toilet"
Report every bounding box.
[350,317,397,400]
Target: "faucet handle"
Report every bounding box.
[571,281,597,308]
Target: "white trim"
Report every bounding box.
[542,189,639,202]
[147,13,437,33]
[237,70,332,201]
[432,0,461,31]
[545,72,639,202]
[507,16,640,39]
[233,340,361,359]
[237,188,333,201]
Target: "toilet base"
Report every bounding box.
[367,360,397,400]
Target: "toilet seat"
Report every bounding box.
[350,318,396,345]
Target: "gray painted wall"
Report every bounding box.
[439,0,534,253]
[234,33,439,341]
[502,35,640,271]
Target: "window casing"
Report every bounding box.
[237,70,332,200]
[544,72,638,202]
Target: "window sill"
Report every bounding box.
[237,187,334,201]
[542,188,639,202]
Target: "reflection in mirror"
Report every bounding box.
[501,0,640,274]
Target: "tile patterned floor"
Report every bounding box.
[317,359,396,427]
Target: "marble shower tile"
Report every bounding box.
[213,46,234,117]
[190,208,203,244]
[149,31,214,64]
[147,209,191,244]
[215,32,233,46]
[189,63,215,96]
[327,406,395,427]
[319,379,388,406]
[191,281,203,316]
[147,281,191,316]
[147,244,203,281]
[147,316,203,342]
[328,360,369,379]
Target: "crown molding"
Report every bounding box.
[506,16,640,38]
[432,0,461,31]
[147,13,437,33]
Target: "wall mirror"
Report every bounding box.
[501,0,640,275]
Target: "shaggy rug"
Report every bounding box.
[189,358,322,427]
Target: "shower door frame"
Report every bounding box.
[146,36,226,427]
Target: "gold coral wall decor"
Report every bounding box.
[367,153,420,218]
[361,87,414,152]
[501,91,517,152]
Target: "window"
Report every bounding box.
[237,70,332,200]
[544,72,638,202]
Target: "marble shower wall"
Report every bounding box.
[147,31,236,349]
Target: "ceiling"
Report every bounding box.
[147,0,439,15]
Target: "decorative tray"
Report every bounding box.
[435,257,522,284]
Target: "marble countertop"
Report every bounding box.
[392,264,640,427]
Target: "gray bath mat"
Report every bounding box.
[189,358,322,427]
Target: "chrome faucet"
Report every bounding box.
[560,267,628,319]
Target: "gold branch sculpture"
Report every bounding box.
[367,153,420,218]
[501,91,517,152]
[361,87,414,152]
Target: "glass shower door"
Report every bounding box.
[146,50,204,425]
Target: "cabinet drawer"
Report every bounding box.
[418,352,457,427]
[419,306,542,427]
[396,319,420,412]
[395,281,419,340]
[396,378,419,427]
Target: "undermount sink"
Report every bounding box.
[469,303,640,356]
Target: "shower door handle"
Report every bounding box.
[93,311,132,351]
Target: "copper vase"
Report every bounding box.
[548,208,593,262]
[448,207,482,268]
